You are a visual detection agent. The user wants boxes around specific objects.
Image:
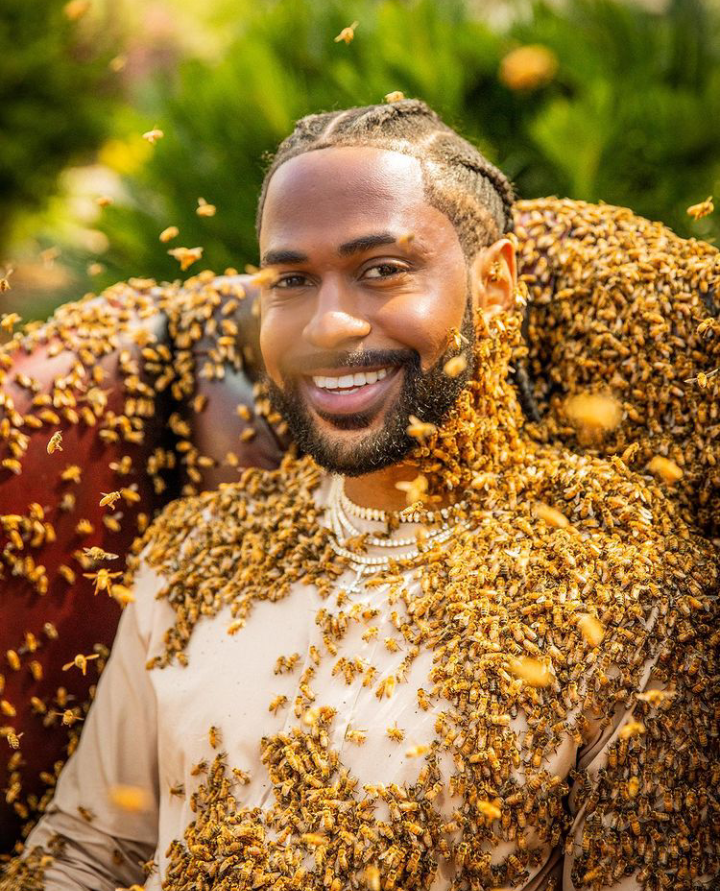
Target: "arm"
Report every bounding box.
[562,617,719,890]
[0,558,162,891]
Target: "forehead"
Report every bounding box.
[260,146,445,250]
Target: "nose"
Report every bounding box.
[302,281,371,350]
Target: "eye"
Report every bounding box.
[363,262,408,280]
[273,273,310,289]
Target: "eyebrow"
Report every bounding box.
[261,232,400,267]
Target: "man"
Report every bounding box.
[2,100,717,891]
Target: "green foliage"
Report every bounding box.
[91,0,720,289]
[0,0,120,252]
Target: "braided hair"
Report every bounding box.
[256,99,516,260]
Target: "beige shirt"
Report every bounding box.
[10,474,655,890]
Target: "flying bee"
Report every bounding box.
[6,731,23,750]
[82,546,119,561]
[196,197,216,217]
[534,502,569,529]
[636,689,676,707]
[159,226,179,243]
[51,709,84,727]
[406,415,437,442]
[167,246,203,271]
[686,196,714,221]
[578,613,605,647]
[62,653,100,676]
[83,569,123,596]
[0,269,14,294]
[99,491,122,508]
[142,126,164,144]
[108,784,152,813]
[47,431,63,454]
[405,744,430,758]
[647,455,683,484]
[334,20,359,43]
[619,720,645,740]
[443,355,468,378]
[395,474,428,507]
[0,312,20,330]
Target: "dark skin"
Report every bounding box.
[259,146,517,511]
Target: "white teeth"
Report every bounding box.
[311,367,392,390]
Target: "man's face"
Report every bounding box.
[258,146,475,476]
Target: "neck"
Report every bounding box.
[343,462,450,513]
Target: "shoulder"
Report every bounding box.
[123,453,326,667]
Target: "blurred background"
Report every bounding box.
[1,0,719,324]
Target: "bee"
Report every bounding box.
[61,464,82,483]
[619,720,645,740]
[159,226,179,243]
[0,270,14,294]
[334,20,359,44]
[142,126,165,144]
[364,865,381,891]
[83,568,123,596]
[647,454,684,484]
[384,91,405,103]
[533,502,569,529]
[99,491,122,508]
[169,783,185,797]
[508,655,552,687]
[83,546,119,561]
[386,723,405,742]
[405,743,430,758]
[5,650,20,671]
[167,246,203,271]
[345,727,367,745]
[109,784,152,812]
[686,196,714,221]
[406,415,437,441]
[268,694,288,714]
[196,197,216,217]
[443,355,468,378]
[62,653,100,676]
[46,431,63,454]
[577,613,605,647]
[395,474,428,507]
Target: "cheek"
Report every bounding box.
[259,305,295,383]
[377,287,466,371]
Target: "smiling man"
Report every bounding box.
[2,100,717,891]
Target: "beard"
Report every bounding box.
[265,300,476,477]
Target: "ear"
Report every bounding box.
[469,238,517,321]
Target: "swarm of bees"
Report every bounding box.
[1,197,719,889]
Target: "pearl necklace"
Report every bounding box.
[327,475,462,560]
[338,477,467,525]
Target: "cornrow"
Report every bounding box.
[256,99,516,259]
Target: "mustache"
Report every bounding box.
[280,348,419,376]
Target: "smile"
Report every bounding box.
[301,366,402,416]
[312,367,390,391]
